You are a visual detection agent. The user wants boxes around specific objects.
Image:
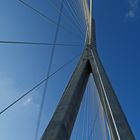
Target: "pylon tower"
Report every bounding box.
[41,0,135,140]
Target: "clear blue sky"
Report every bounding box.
[0,0,139,139]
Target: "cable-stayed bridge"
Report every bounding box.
[0,0,135,140]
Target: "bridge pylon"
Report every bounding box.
[41,0,135,139]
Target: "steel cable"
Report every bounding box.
[0,40,82,47]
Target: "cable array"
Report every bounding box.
[0,0,88,139]
[17,0,85,41]
[0,1,108,140]
[46,0,85,40]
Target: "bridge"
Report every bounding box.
[0,0,136,140]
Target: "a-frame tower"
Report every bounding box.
[41,0,135,139]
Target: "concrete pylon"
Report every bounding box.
[41,19,135,140]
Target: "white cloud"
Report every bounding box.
[126,0,139,18]
[22,89,42,107]
[127,10,136,18]
[22,97,32,106]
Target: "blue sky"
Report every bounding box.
[0,0,140,139]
